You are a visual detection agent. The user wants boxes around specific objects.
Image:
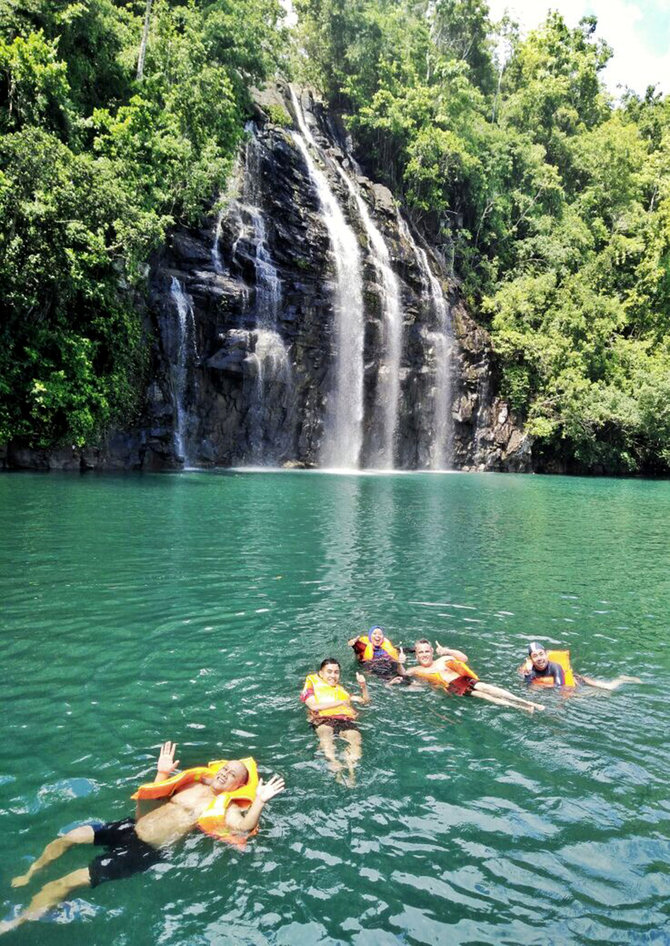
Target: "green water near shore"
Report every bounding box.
[1,470,669,945]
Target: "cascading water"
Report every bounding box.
[397,216,454,470]
[330,164,403,469]
[169,276,198,464]
[289,86,365,469]
[216,127,294,464]
[211,208,225,274]
[416,247,454,470]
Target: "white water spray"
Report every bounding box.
[290,86,365,469]
[331,165,403,468]
[169,277,198,463]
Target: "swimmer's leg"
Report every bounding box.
[314,725,344,780]
[1,867,91,935]
[578,674,642,691]
[12,826,95,888]
[340,729,362,787]
[472,682,543,713]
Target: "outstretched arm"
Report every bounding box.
[224,775,286,834]
[577,674,642,691]
[435,641,468,662]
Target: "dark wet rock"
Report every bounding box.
[5,82,530,474]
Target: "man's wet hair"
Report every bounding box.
[320,657,341,671]
[415,638,431,647]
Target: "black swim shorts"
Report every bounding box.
[311,716,359,734]
[88,818,162,888]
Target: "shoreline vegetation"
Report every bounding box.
[1,0,669,475]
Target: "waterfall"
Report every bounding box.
[417,247,453,470]
[169,276,198,464]
[242,202,292,463]
[397,217,454,470]
[289,86,365,469]
[211,207,224,274]
[217,127,294,465]
[247,330,293,462]
[330,164,403,468]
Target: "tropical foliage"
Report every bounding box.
[2,0,669,473]
[0,0,285,446]
[295,0,670,473]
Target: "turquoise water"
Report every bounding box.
[1,470,669,945]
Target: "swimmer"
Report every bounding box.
[348,625,407,680]
[390,639,543,713]
[521,642,642,690]
[300,658,370,786]
[2,742,284,934]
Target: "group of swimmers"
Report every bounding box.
[301,627,641,785]
[3,628,640,934]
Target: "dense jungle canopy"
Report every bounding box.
[1,0,669,473]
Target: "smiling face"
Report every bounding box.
[369,627,384,647]
[415,640,434,666]
[530,647,548,671]
[211,761,248,793]
[319,661,341,686]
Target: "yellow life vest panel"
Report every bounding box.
[521,650,576,688]
[301,673,357,719]
[357,635,399,662]
[132,757,259,845]
[413,658,479,687]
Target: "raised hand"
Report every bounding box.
[398,646,406,664]
[355,671,366,686]
[257,774,285,802]
[156,741,180,778]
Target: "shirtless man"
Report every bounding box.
[3,742,284,933]
[391,639,543,713]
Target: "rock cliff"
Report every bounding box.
[3,82,531,473]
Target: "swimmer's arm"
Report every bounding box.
[224,775,286,833]
[435,642,468,662]
[351,672,370,705]
[387,664,415,685]
[136,741,180,820]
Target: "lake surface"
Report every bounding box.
[1,470,669,945]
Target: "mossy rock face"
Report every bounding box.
[12,85,528,473]
[265,104,292,128]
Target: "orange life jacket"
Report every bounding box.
[301,673,357,719]
[356,635,399,661]
[413,657,479,687]
[521,650,576,687]
[132,757,259,845]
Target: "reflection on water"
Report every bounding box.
[1,471,669,945]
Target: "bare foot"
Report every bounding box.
[11,873,30,888]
